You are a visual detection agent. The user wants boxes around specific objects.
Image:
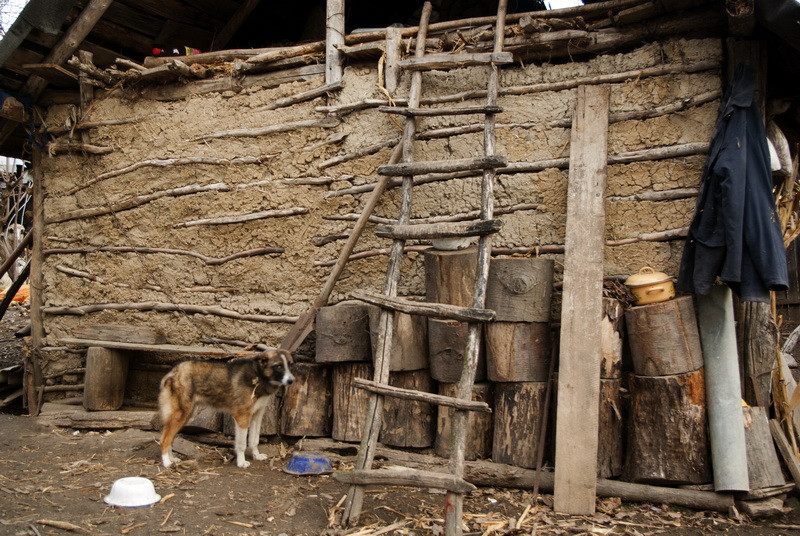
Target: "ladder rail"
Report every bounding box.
[342,2,434,526]
[445,1,509,534]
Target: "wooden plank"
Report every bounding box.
[374,219,502,240]
[378,155,507,177]
[335,468,476,493]
[553,84,610,515]
[769,419,800,491]
[72,324,167,345]
[352,378,491,412]
[384,26,402,95]
[60,338,262,357]
[350,290,495,323]
[398,51,514,71]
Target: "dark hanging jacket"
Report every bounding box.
[677,64,789,303]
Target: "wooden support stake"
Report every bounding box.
[384,26,402,95]
[553,84,609,515]
[326,0,345,85]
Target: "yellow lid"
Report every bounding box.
[624,266,672,287]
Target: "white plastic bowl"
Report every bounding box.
[104,477,161,507]
[432,237,473,250]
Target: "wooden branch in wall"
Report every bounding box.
[319,137,401,169]
[607,188,699,202]
[325,203,541,227]
[46,140,113,155]
[44,245,284,265]
[281,176,337,185]
[256,81,343,112]
[65,155,273,196]
[173,207,308,228]
[55,264,163,291]
[43,302,299,323]
[313,245,430,266]
[67,55,115,86]
[47,183,231,223]
[46,114,161,135]
[187,117,339,142]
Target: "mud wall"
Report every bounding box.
[37,38,721,386]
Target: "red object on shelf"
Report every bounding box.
[152,46,201,56]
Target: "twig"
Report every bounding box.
[186,117,339,142]
[41,302,299,323]
[44,245,284,265]
[173,207,308,228]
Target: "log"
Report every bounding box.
[428,319,486,383]
[332,363,373,442]
[281,363,332,437]
[367,305,428,371]
[380,370,436,448]
[597,378,625,478]
[436,382,493,460]
[493,381,549,469]
[334,468,476,494]
[83,347,129,411]
[485,257,554,322]
[624,370,712,485]
[325,0,345,84]
[485,322,551,382]
[315,301,373,363]
[425,247,478,308]
[183,406,223,433]
[743,406,785,490]
[625,296,704,376]
[222,393,279,436]
[72,324,167,345]
[257,81,343,112]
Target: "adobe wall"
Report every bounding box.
[38,37,721,383]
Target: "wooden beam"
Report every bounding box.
[325,0,345,85]
[553,84,610,515]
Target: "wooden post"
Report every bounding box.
[83,347,129,411]
[553,84,609,515]
[325,0,345,85]
[27,148,45,415]
[281,363,333,437]
[493,381,549,468]
[384,25,402,95]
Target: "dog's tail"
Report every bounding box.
[158,371,179,424]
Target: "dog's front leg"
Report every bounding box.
[248,406,268,461]
[233,423,251,468]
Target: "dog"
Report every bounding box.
[158,349,294,468]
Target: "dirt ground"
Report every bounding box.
[4,309,800,536]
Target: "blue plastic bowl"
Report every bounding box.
[284,452,333,475]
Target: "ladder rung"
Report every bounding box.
[333,468,477,493]
[398,52,514,71]
[351,290,495,323]
[378,104,503,117]
[353,378,492,413]
[378,155,507,177]
[375,219,502,240]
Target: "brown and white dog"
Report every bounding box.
[158,349,294,468]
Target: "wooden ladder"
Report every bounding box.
[336,2,510,535]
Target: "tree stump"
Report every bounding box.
[428,318,486,382]
[435,382,493,460]
[281,363,332,437]
[624,370,712,485]
[380,369,435,448]
[486,257,554,322]
[485,322,551,382]
[185,406,223,433]
[743,406,786,490]
[332,362,373,442]
[625,296,703,376]
[315,301,372,363]
[367,305,428,371]
[492,381,549,468]
[425,247,478,307]
[597,378,625,478]
[83,347,129,411]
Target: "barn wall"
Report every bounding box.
[37,37,721,385]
